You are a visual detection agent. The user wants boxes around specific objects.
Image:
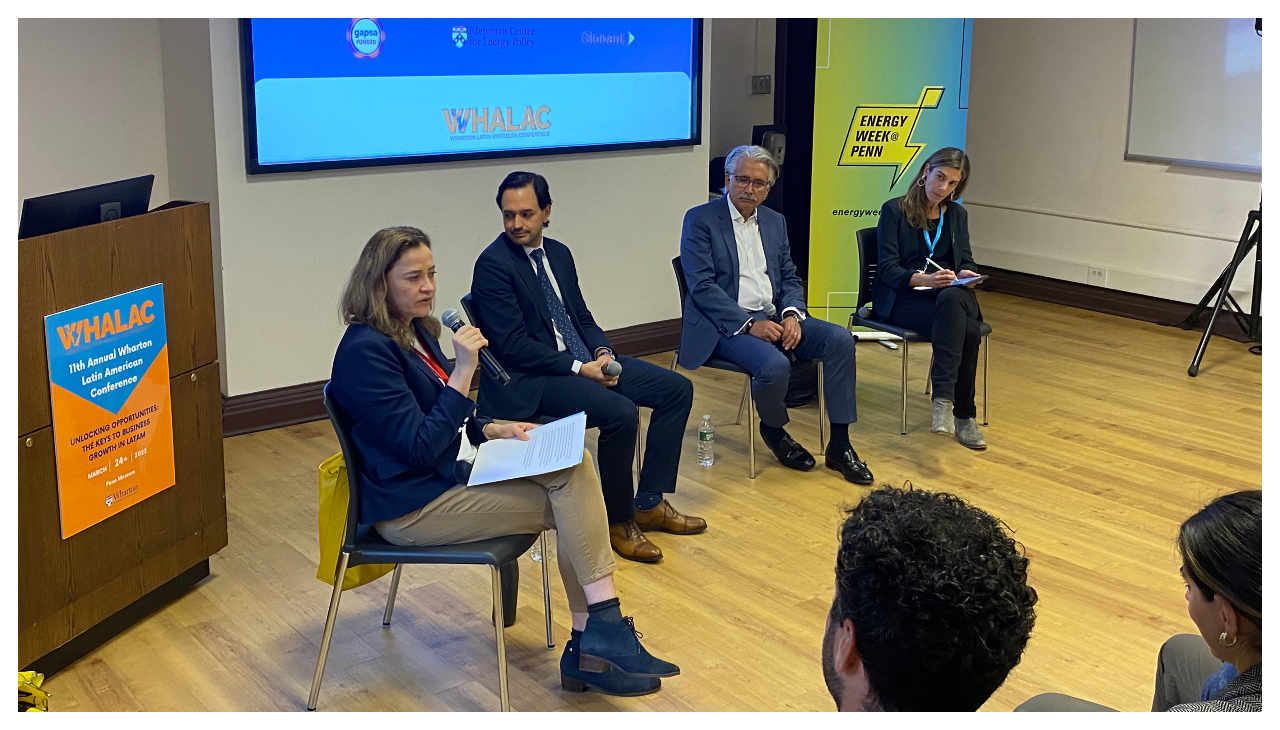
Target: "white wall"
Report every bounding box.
[709,18,775,160]
[965,18,1261,306]
[159,19,227,393]
[18,18,171,209]
[206,19,711,396]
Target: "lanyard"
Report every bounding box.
[413,334,449,383]
[923,208,945,256]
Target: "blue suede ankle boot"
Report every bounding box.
[561,630,662,696]
[579,599,680,678]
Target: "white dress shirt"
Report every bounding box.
[726,195,804,334]
[523,242,605,373]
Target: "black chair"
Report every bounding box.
[309,383,553,712]
[461,292,645,477]
[849,227,990,435]
[670,256,826,479]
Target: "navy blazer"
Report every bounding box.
[329,321,492,525]
[677,197,806,369]
[872,197,977,319]
[470,234,611,419]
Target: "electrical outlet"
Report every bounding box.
[751,75,772,95]
[1086,266,1107,286]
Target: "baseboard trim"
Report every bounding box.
[978,266,1260,343]
[222,380,328,437]
[222,318,684,437]
[604,317,683,358]
[23,559,210,677]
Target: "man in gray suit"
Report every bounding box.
[678,145,872,483]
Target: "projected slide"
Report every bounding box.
[241,18,702,173]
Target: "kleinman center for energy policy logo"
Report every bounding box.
[452,26,468,48]
[838,86,946,189]
[348,18,384,59]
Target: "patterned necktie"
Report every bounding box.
[531,248,592,362]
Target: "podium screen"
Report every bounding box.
[240,18,703,174]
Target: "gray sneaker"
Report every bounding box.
[931,398,955,434]
[955,418,987,450]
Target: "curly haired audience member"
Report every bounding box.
[1017,490,1261,712]
[821,484,1038,711]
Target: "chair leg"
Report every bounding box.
[635,410,644,478]
[735,379,748,425]
[669,352,678,371]
[900,340,909,435]
[747,377,757,479]
[540,532,554,650]
[491,565,511,712]
[924,351,934,396]
[308,552,349,711]
[382,564,402,626]
[982,334,990,426]
[817,361,826,456]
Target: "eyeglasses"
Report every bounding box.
[730,174,772,192]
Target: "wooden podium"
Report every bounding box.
[18,202,227,671]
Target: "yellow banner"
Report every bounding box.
[837,86,945,187]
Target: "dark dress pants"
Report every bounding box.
[886,286,984,419]
[710,315,858,429]
[535,355,693,525]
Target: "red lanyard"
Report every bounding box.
[413,335,449,383]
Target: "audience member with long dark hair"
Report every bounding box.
[1018,490,1261,712]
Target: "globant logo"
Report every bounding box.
[348,18,384,59]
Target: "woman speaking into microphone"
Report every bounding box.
[873,147,988,449]
[329,226,678,697]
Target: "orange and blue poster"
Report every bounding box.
[44,283,176,538]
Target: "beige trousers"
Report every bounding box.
[374,450,616,613]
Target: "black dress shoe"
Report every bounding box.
[825,446,874,484]
[764,432,816,471]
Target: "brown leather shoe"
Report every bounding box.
[609,521,663,563]
[635,500,708,535]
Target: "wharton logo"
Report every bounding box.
[442,105,551,134]
[838,86,945,188]
[348,18,384,59]
[452,26,468,48]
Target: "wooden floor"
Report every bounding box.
[42,291,1262,712]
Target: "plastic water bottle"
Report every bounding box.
[697,415,715,466]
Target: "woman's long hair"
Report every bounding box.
[1178,490,1262,640]
[899,147,971,230]
[339,226,441,352]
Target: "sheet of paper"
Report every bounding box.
[466,411,587,486]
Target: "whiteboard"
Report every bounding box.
[1127,19,1261,173]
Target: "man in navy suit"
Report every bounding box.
[471,172,705,564]
[679,145,873,484]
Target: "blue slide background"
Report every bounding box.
[247,18,699,166]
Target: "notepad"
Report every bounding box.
[913,274,988,291]
[466,412,587,486]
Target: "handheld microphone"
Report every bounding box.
[440,309,510,385]
[603,360,623,378]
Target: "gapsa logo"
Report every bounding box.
[348,18,384,59]
[442,106,550,134]
[55,301,155,351]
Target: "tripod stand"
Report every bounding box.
[1181,207,1261,376]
